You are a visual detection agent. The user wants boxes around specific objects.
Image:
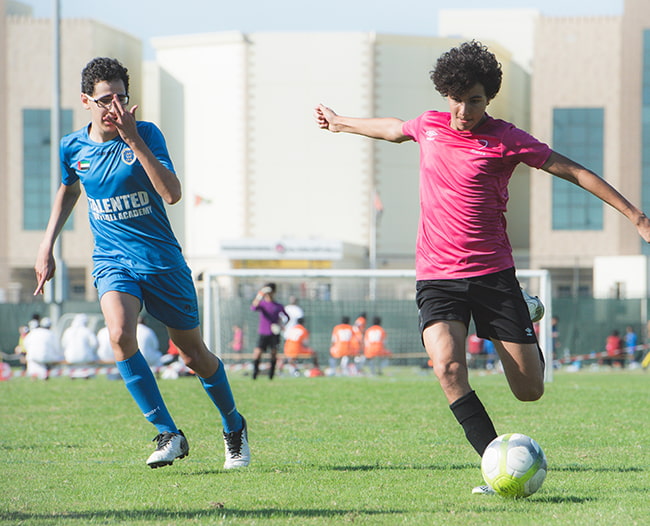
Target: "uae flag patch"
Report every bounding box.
[77,160,90,171]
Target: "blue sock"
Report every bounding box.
[198,359,243,433]
[116,350,178,434]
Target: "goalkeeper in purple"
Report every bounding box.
[34,57,249,470]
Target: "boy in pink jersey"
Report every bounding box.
[315,40,650,494]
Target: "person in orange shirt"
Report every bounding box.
[282,318,319,374]
[364,316,393,375]
[330,316,358,375]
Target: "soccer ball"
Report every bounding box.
[521,288,545,323]
[481,433,547,498]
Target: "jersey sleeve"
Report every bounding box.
[137,122,176,173]
[59,137,79,186]
[501,125,552,168]
[401,113,426,142]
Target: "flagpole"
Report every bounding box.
[49,0,64,323]
[369,189,378,300]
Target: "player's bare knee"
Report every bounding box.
[109,327,136,353]
[432,360,463,384]
[514,382,544,402]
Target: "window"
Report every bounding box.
[552,108,604,230]
[23,108,73,230]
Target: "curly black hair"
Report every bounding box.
[430,41,502,101]
[81,57,129,95]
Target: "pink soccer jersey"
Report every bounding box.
[402,111,552,280]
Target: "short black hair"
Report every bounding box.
[342,316,350,324]
[264,282,277,293]
[81,57,129,95]
[430,41,502,101]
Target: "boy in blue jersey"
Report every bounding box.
[34,57,250,470]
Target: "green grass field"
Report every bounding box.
[1,367,647,526]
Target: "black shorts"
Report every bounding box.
[416,267,538,344]
[257,334,280,351]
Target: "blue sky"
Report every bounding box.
[27,0,624,59]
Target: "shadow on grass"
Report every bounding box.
[532,495,595,504]
[0,507,403,523]
[552,464,645,473]
[181,462,478,476]
[328,462,478,472]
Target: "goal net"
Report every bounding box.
[201,269,553,381]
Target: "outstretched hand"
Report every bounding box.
[636,213,650,243]
[314,104,338,131]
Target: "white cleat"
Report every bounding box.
[223,416,250,469]
[147,430,189,468]
[472,484,496,495]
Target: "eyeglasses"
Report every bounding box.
[86,93,129,109]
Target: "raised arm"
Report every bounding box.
[34,181,82,295]
[108,95,182,204]
[314,104,411,143]
[542,151,650,242]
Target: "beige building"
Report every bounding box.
[149,32,529,279]
[3,0,650,304]
[1,2,141,302]
[530,0,650,297]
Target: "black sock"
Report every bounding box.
[449,390,497,456]
[253,359,260,380]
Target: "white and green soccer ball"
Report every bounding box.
[521,289,545,323]
[481,433,547,498]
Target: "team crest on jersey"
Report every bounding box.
[121,148,136,165]
[77,160,90,171]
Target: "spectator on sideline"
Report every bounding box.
[96,325,114,363]
[136,315,163,367]
[329,316,358,375]
[467,332,483,369]
[624,325,639,363]
[23,318,63,379]
[250,283,288,380]
[282,296,304,339]
[62,313,99,364]
[604,329,625,367]
[315,40,650,493]
[230,324,244,353]
[34,57,248,469]
[363,316,393,375]
[282,317,319,373]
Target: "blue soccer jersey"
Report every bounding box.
[60,121,186,275]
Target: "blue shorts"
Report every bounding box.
[94,265,199,330]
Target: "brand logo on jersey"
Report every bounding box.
[525,327,534,337]
[77,160,90,171]
[425,130,438,141]
[121,148,136,165]
[471,138,491,156]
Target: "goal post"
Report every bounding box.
[202,268,552,381]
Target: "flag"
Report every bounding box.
[194,194,213,206]
[373,190,383,222]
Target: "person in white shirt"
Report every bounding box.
[23,317,63,379]
[62,313,99,364]
[96,325,114,363]
[282,296,304,339]
[137,316,162,367]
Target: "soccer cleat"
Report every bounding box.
[472,484,496,495]
[146,429,189,468]
[223,416,250,469]
[521,288,545,323]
